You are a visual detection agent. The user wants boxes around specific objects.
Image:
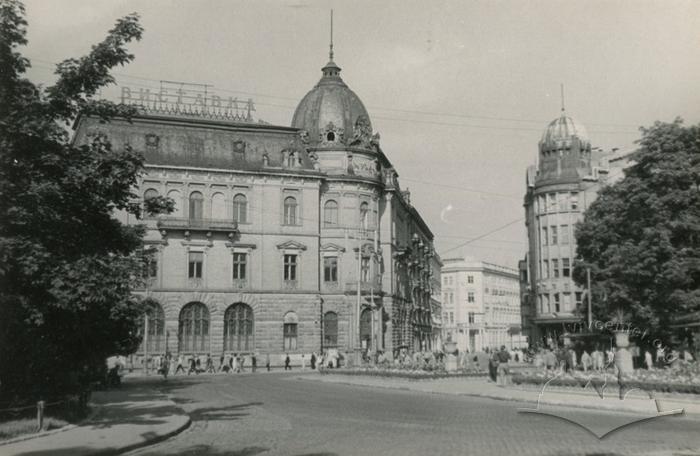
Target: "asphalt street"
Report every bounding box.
[125,372,700,456]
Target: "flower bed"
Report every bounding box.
[320,367,487,380]
[512,362,700,395]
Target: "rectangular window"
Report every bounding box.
[468,291,475,303]
[542,227,548,245]
[538,195,546,214]
[188,252,203,279]
[468,312,475,324]
[552,259,559,278]
[543,260,549,279]
[563,292,572,311]
[558,193,567,212]
[284,254,297,281]
[560,225,569,244]
[283,323,297,350]
[551,226,558,245]
[443,312,448,322]
[361,257,370,282]
[554,293,561,312]
[562,258,571,277]
[233,252,247,280]
[570,192,579,211]
[467,275,474,284]
[547,193,557,212]
[142,248,158,279]
[575,291,583,306]
[324,256,338,283]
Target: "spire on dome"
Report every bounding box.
[321,10,341,79]
[560,83,565,113]
[329,9,334,61]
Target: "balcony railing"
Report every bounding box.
[157,217,238,232]
[345,279,382,293]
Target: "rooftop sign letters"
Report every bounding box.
[119,81,256,123]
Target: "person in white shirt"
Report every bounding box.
[644,350,653,369]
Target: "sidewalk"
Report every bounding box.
[1,381,190,456]
[297,373,700,417]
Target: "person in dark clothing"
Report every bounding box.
[188,356,197,375]
[265,353,271,372]
[284,354,291,370]
[251,354,257,373]
[205,354,215,373]
[488,351,499,382]
[310,352,317,370]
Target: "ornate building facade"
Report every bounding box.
[74,51,439,366]
[522,110,632,346]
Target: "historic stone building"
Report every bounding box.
[73,49,438,367]
[441,256,525,352]
[522,110,632,347]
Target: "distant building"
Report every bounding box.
[522,110,633,347]
[441,257,525,352]
[73,45,438,367]
[430,253,444,350]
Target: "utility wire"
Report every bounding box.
[27,57,642,132]
[438,217,525,256]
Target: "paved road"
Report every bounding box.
[126,373,700,456]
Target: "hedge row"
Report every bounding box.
[512,374,700,395]
[320,368,488,380]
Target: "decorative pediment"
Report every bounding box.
[321,243,346,253]
[276,240,307,251]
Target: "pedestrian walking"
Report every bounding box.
[285,353,291,370]
[252,353,257,373]
[239,354,245,373]
[581,351,592,372]
[301,354,306,371]
[310,352,317,370]
[265,353,271,372]
[228,354,234,373]
[644,350,653,369]
[188,355,197,375]
[205,354,215,373]
[161,353,170,379]
[232,353,238,373]
[219,353,225,372]
[175,355,186,375]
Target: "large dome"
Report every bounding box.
[292,60,374,148]
[540,113,590,149]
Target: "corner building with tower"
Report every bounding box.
[521,110,631,347]
[73,51,439,367]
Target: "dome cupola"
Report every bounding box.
[291,23,377,151]
[540,112,591,151]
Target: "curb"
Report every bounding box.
[297,375,699,417]
[0,402,104,447]
[85,414,191,456]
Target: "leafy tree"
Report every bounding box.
[0,0,171,401]
[574,118,700,346]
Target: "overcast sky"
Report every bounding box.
[21,0,700,268]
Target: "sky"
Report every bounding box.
[20,0,700,268]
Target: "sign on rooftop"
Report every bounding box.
[119,80,256,123]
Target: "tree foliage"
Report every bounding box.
[0,0,170,401]
[574,118,700,344]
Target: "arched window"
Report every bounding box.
[189,191,204,221]
[211,192,226,219]
[360,308,372,350]
[224,303,254,352]
[324,200,338,227]
[167,189,181,217]
[178,302,209,353]
[323,311,338,347]
[138,300,165,355]
[284,196,297,225]
[283,311,298,350]
[360,202,370,229]
[233,194,247,223]
[144,188,159,201]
